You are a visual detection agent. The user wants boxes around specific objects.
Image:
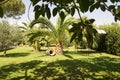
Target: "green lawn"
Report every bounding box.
[0,46,120,80]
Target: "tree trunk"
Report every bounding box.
[54,43,63,55]
[34,40,40,52]
[3,47,7,56]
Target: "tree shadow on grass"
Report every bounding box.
[64,54,73,59]
[64,50,101,56]
[77,50,101,55]
[32,57,120,80]
[0,52,31,57]
[0,60,42,80]
[0,56,120,80]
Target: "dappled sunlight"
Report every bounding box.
[0,0,120,79]
[30,58,120,79]
[0,57,119,79]
[0,46,120,79]
[0,60,42,80]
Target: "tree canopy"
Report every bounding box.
[0,20,23,56]
[29,0,120,21]
[0,0,119,21]
[0,0,25,18]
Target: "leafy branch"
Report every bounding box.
[72,0,83,22]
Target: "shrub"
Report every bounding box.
[101,23,120,56]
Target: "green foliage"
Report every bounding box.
[10,25,24,45]
[101,23,120,56]
[69,16,97,49]
[53,7,58,17]
[89,0,120,21]
[77,0,93,12]
[29,16,79,54]
[0,20,12,49]
[0,6,3,17]
[27,29,49,44]
[29,0,120,50]
[29,16,78,47]
[21,21,49,51]
[0,20,23,54]
[0,0,25,18]
[0,0,120,21]
[29,0,120,21]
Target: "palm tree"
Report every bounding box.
[29,16,78,55]
[20,22,48,52]
[69,16,98,49]
[27,27,49,51]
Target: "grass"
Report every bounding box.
[0,46,120,80]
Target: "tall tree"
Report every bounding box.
[0,0,25,18]
[27,27,48,51]
[0,20,23,56]
[29,16,78,55]
[20,22,48,52]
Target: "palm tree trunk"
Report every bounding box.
[54,43,63,55]
[34,40,40,52]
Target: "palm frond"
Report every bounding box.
[22,22,28,27]
[56,16,62,30]
[29,17,58,42]
[62,17,79,30]
[27,29,50,42]
[19,26,27,30]
[29,17,55,31]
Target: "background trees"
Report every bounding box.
[0,20,23,56]
[0,0,25,18]
[20,21,49,52]
[99,23,120,56]
[27,26,49,52]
